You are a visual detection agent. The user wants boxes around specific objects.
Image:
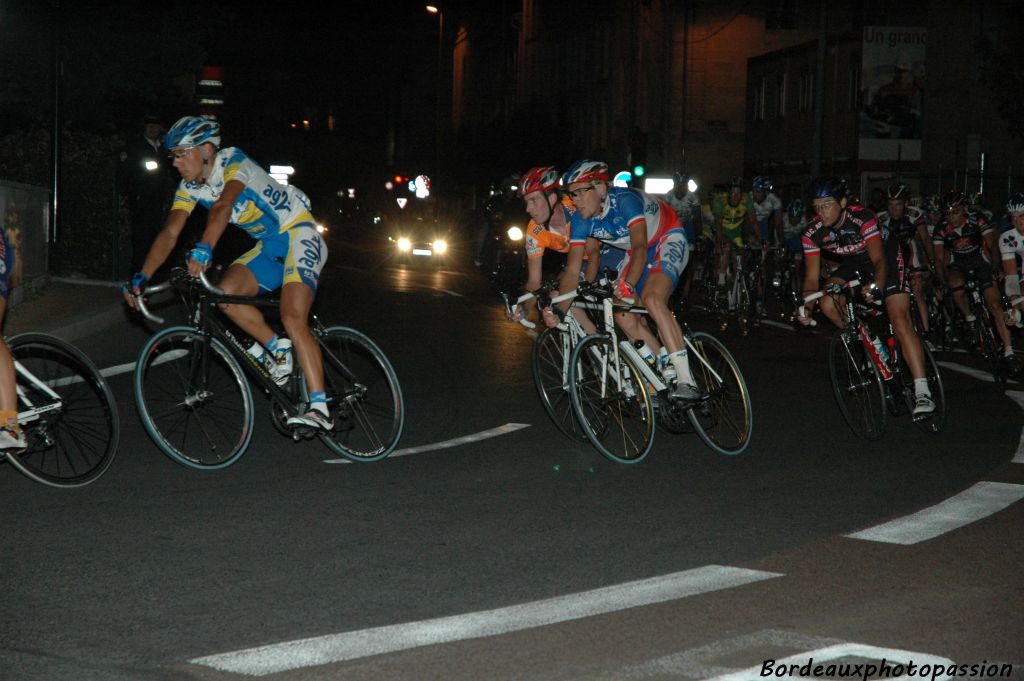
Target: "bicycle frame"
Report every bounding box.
[137,272,331,419]
[14,360,64,424]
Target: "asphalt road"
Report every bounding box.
[1,236,1021,681]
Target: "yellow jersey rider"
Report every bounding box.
[123,116,333,431]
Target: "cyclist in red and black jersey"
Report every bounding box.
[798,177,935,417]
[933,190,1015,364]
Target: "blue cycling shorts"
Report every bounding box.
[232,225,328,294]
[0,230,14,301]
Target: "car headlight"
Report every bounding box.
[507,226,524,241]
[433,239,448,254]
[316,223,328,234]
[397,237,411,252]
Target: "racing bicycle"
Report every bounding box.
[131,269,404,469]
[803,277,946,440]
[3,333,119,487]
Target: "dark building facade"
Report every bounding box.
[449,0,1023,213]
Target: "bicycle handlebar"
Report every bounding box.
[133,270,224,325]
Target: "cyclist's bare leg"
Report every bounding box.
[0,298,17,420]
[886,292,926,379]
[281,281,325,393]
[614,310,661,350]
[818,277,848,328]
[640,272,683,354]
[216,264,274,345]
[555,267,598,334]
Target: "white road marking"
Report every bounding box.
[323,423,532,464]
[573,629,845,681]
[1006,391,1024,464]
[936,360,1017,384]
[190,565,783,676]
[441,289,464,297]
[846,481,1024,545]
[706,643,955,681]
[43,349,189,387]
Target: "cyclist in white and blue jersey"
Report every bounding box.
[751,176,783,245]
[562,160,700,403]
[123,116,332,431]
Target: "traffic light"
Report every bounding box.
[632,165,646,178]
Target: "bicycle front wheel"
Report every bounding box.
[568,334,655,464]
[686,332,753,455]
[828,329,886,440]
[531,326,588,442]
[7,333,119,487]
[314,326,404,462]
[913,342,946,434]
[134,327,254,470]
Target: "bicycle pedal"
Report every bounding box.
[290,426,319,441]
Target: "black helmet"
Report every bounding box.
[887,183,910,201]
[808,176,848,201]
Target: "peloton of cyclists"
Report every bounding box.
[796,176,935,418]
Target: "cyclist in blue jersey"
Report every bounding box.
[561,160,700,403]
[123,116,333,431]
[0,227,24,451]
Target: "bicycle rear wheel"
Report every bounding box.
[531,326,588,442]
[134,327,254,470]
[568,334,655,464]
[828,329,886,440]
[7,333,119,487]
[314,326,404,462]
[686,332,754,455]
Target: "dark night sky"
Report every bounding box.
[1,0,448,191]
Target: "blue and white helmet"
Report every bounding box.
[165,116,221,151]
[752,175,773,191]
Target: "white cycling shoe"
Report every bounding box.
[0,426,27,452]
[287,408,334,431]
[912,394,936,420]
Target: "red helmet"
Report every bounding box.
[562,160,609,186]
[518,166,560,197]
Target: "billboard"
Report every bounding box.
[859,26,926,161]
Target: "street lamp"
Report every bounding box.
[425,5,443,180]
